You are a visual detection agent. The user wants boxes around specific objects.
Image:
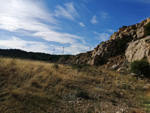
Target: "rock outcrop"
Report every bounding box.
[59,17,150,66]
[87,18,150,65]
[110,17,150,40]
[87,39,128,65]
[59,51,92,65]
[125,36,150,63]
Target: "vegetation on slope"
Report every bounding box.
[0,57,149,113]
[130,59,150,77]
[145,22,150,36]
[0,49,70,62]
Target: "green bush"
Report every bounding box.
[52,64,59,69]
[71,64,102,76]
[145,22,150,36]
[116,38,130,53]
[76,90,90,99]
[71,64,90,72]
[130,59,150,77]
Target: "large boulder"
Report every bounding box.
[88,40,117,65]
[58,51,92,65]
[87,38,130,65]
[125,36,150,63]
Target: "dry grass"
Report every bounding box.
[0,57,149,113]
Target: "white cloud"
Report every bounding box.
[0,37,52,53]
[94,32,110,41]
[32,31,83,44]
[49,43,89,55]
[99,11,109,18]
[79,22,85,27]
[107,29,114,33]
[91,15,98,24]
[0,0,88,54]
[55,3,79,21]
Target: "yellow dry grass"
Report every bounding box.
[0,57,149,113]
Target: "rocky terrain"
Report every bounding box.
[125,36,150,63]
[1,17,150,68]
[59,17,150,69]
[0,18,150,113]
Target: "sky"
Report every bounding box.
[0,0,150,55]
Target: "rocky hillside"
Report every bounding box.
[0,57,149,113]
[59,17,150,67]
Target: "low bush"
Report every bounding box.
[71,64,90,72]
[76,90,90,99]
[52,64,59,69]
[72,64,102,76]
[130,59,150,77]
[116,38,130,53]
[145,22,150,36]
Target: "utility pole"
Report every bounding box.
[62,47,65,55]
[53,49,55,55]
[90,46,91,51]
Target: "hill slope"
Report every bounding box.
[0,57,149,113]
[0,49,70,62]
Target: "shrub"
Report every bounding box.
[116,38,130,53]
[145,22,150,36]
[76,90,90,99]
[72,64,102,76]
[52,64,59,69]
[130,59,150,77]
[71,64,90,72]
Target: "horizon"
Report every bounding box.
[0,0,150,55]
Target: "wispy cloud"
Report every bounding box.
[0,37,52,53]
[55,3,79,21]
[0,0,88,54]
[107,29,114,33]
[91,15,98,24]
[79,22,85,27]
[94,32,110,41]
[99,11,109,18]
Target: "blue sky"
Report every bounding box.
[0,0,150,55]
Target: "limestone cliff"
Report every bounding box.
[110,18,150,40]
[125,36,150,63]
[59,17,150,66]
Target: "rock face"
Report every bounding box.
[87,39,128,65]
[125,36,150,63]
[59,51,92,65]
[88,40,117,65]
[87,18,150,65]
[59,17,150,66]
[110,18,150,40]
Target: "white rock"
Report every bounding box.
[125,36,150,63]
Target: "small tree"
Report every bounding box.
[130,59,150,77]
[145,22,150,36]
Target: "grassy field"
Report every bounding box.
[0,57,149,113]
